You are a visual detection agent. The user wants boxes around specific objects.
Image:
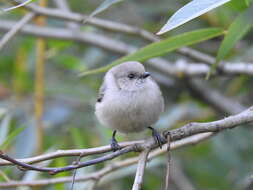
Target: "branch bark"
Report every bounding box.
[0,20,253,77]
[0,106,252,175]
[0,133,213,188]
[0,13,35,51]
[9,0,220,64]
[132,149,150,190]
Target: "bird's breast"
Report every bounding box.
[95,87,163,133]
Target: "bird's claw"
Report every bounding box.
[110,130,121,152]
[111,139,121,152]
[148,126,163,149]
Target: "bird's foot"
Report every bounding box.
[148,126,163,149]
[110,130,121,152]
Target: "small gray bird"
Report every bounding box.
[95,61,164,151]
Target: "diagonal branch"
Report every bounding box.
[0,12,35,51]
[0,21,253,77]
[0,106,252,175]
[132,149,150,190]
[0,141,141,166]
[9,0,218,64]
[185,79,246,115]
[0,133,213,188]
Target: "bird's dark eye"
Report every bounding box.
[128,73,135,79]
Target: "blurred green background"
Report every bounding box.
[0,0,253,189]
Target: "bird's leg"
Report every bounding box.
[148,126,163,149]
[110,130,121,152]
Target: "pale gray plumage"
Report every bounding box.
[95,61,164,134]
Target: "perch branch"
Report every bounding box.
[0,141,141,166]
[0,133,213,188]
[0,106,252,175]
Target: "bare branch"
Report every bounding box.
[70,154,82,190]
[0,133,213,188]
[165,134,171,190]
[0,145,140,174]
[53,0,80,30]
[168,106,253,141]
[0,20,253,77]
[9,1,219,64]
[10,1,158,41]
[185,79,246,115]
[0,106,252,176]
[0,12,35,51]
[0,141,141,166]
[132,149,150,190]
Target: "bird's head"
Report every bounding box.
[109,61,151,91]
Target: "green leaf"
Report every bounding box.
[79,27,224,77]
[205,5,253,79]
[227,0,248,11]
[216,5,253,63]
[0,115,11,146]
[0,126,26,150]
[246,0,253,6]
[0,108,7,119]
[70,127,87,147]
[1,0,37,12]
[157,0,231,34]
[83,0,123,24]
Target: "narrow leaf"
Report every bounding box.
[0,108,7,119]
[1,0,36,12]
[0,115,11,146]
[157,0,231,35]
[246,0,253,6]
[83,0,123,24]
[80,28,224,76]
[216,5,253,63]
[227,0,248,11]
[0,126,26,150]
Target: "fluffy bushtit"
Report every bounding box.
[95,61,164,151]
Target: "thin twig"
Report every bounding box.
[165,133,171,190]
[0,133,213,188]
[132,149,150,190]
[0,146,138,174]
[70,154,82,190]
[0,12,35,51]
[185,79,245,115]
[9,0,219,64]
[0,141,142,166]
[53,0,80,30]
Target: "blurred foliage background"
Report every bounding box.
[0,0,253,189]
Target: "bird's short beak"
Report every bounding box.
[141,72,150,78]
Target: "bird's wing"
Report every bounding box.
[97,82,106,103]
